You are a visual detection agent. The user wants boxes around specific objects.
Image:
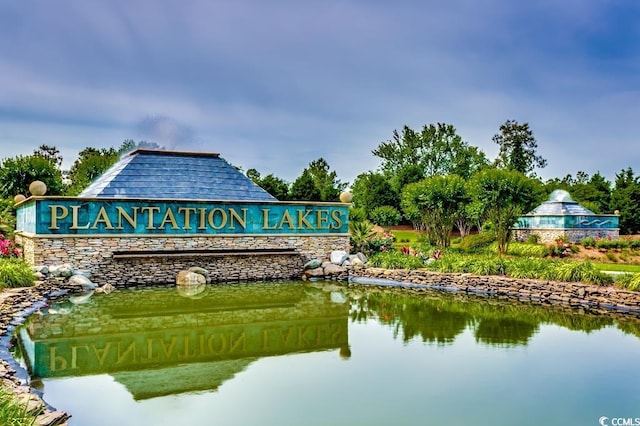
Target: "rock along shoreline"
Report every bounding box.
[2,265,640,425]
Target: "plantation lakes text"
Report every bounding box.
[29,200,349,235]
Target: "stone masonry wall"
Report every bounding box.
[15,233,350,286]
[513,228,619,243]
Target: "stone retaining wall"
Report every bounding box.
[15,234,349,286]
[350,267,640,314]
[513,228,619,243]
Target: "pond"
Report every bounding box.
[11,281,640,426]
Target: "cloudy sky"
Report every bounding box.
[1,0,638,186]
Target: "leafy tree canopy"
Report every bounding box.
[493,120,547,176]
[0,155,65,198]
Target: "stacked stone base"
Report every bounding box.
[15,234,349,287]
[513,228,619,244]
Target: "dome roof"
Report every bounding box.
[528,190,594,215]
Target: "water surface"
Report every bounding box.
[13,281,640,426]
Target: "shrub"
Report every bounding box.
[526,234,541,244]
[505,258,551,279]
[0,258,35,289]
[369,251,426,269]
[459,232,496,253]
[369,206,401,230]
[364,231,396,255]
[615,273,640,291]
[0,234,20,258]
[581,236,596,248]
[503,242,547,258]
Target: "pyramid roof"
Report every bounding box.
[78,149,277,201]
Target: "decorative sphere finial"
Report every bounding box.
[29,180,47,196]
[339,191,352,203]
[13,194,26,204]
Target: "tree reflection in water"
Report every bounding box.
[347,286,640,347]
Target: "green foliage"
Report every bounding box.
[395,251,613,285]
[290,158,346,202]
[469,169,539,255]
[0,386,42,425]
[0,199,16,236]
[246,169,290,200]
[581,236,597,248]
[349,219,375,254]
[401,174,468,247]
[0,155,65,198]
[525,234,540,244]
[545,261,613,285]
[373,123,488,181]
[370,206,401,229]
[66,147,120,195]
[0,258,35,289]
[368,251,426,269]
[615,273,640,291]
[459,232,496,252]
[503,242,547,258]
[493,119,547,176]
[611,167,640,234]
[363,231,396,255]
[351,172,399,216]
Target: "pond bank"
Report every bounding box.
[0,279,78,426]
[349,267,640,314]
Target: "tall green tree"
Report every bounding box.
[33,144,63,169]
[493,120,547,176]
[469,169,540,255]
[351,172,399,218]
[373,123,488,181]
[246,169,290,200]
[290,158,345,202]
[290,169,322,201]
[611,167,640,235]
[66,147,120,195]
[0,155,65,197]
[401,174,468,247]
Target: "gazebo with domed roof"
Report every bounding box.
[513,189,619,243]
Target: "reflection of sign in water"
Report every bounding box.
[17,283,349,399]
[37,319,346,376]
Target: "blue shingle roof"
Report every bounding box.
[78,149,277,201]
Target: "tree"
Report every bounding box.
[469,169,539,255]
[290,158,346,202]
[370,206,401,231]
[373,123,489,181]
[66,147,120,195]
[33,144,63,169]
[611,167,640,235]
[290,169,321,201]
[351,172,399,218]
[493,120,547,176]
[259,174,290,200]
[0,155,65,197]
[246,169,290,200]
[307,158,346,202]
[401,175,468,247]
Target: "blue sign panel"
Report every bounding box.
[19,199,349,235]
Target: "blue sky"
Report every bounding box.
[1,0,638,186]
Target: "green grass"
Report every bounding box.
[594,263,640,273]
[0,258,35,290]
[391,229,421,244]
[0,386,41,425]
